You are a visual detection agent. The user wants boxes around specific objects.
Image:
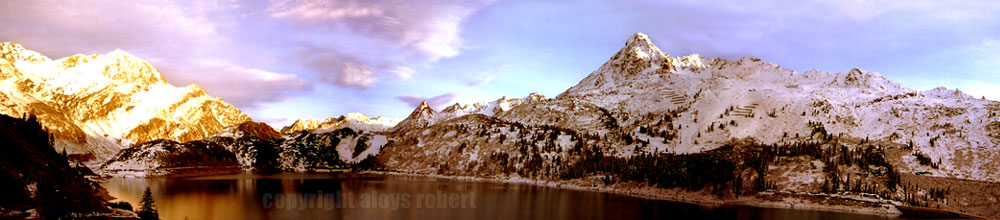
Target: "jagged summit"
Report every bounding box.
[391,100,440,132]
[622,32,668,60]
[382,32,1000,184]
[212,121,281,140]
[407,100,436,119]
[0,42,50,64]
[281,112,401,134]
[432,92,549,123]
[562,32,709,97]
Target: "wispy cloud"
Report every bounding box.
[267,0,496,90]
[267,0,495,60]
[389,66,416,80]
[395,93,462,110]
[467,65,505,87]
[181,60,311,107]
[467,75,497,87]
[0,0,311,109]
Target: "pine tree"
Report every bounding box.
[138,187,159,220]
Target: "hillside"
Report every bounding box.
[0,113,127,218]
[100,121,389,176]
[374,33,1000,217]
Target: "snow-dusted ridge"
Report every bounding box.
[0,42,251,164]
[383,32,1000,182]
[281,112,401,135]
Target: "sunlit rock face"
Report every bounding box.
[0,42,251,163]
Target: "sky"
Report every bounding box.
[2,0,999,128]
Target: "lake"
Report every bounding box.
[101,172,907,220]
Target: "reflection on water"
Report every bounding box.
[101,173,901,220]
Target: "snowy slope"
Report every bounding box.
[380,33,1000,183]
[281,112,400,134]
[552,33,1000,181]
[0,42,251,164]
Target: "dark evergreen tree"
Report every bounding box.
[137,187,159,220]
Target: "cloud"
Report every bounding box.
[267,0,495,61]
[466,65,505,87]
[318,61,377,89]
[299,48,382,89]
[388,66,415,80]
[395,93,462,110]
[0,0,311,109]
[0,1,224,58]
[467,75,496,87]
[168,60,312,107]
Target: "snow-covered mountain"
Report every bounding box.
[438,93,548,119]
[0,42,251,164]
[389,93,548,133]
[379,33,1000,182]
[391,101,438,132]
[101,120,389,175]
[280,112,400,134]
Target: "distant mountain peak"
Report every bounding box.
[407,101,436,120]
[562,32,681,96]
[212,121,281,140]
[623,32,667,58]
[98,49,169,86]
[280,112,401,134]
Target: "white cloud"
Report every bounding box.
[468,75,496,87]
[334,62,377,89]
[266,0,495,61]
[466,65,505,86]
[389,66,415,80]
[173,60,311,107]
[0,0,223,58]
[0,0,314,109]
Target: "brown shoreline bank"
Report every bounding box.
[97,169,987,218]
[368,171,985,219]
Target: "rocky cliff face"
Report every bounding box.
[0,42,251,164]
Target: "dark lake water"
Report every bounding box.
[101,173,906,220]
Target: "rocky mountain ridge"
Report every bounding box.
[0,42,251,164]
[380,32,1000,183]
[280,112,400,134]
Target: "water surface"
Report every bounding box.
[101,173,905,220]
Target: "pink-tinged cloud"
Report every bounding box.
[266,0,496,61]
[0,0,311,109]
[168,60,312,107]
[396,93,462,111]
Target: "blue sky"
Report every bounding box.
[2,0,999,128]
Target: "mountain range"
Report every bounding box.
[381,33,1000,182]
[2,33,999,217]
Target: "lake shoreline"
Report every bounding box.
[365,170,980,218]
[97,169,983,219]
